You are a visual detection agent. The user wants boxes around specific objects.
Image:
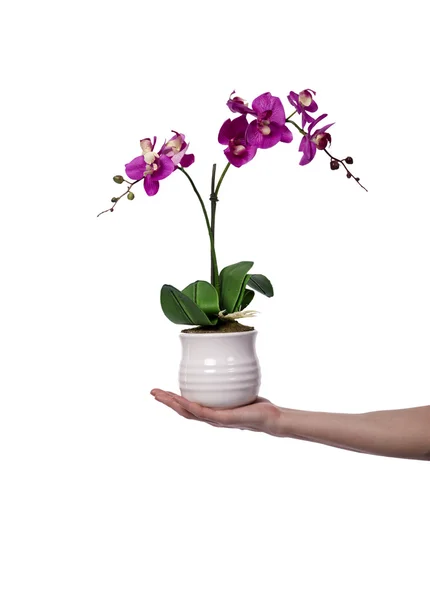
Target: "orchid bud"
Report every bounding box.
[345,157,353,164]
[113,175,124,184]
[330,159,340,170]
[127,192,135,200]
[111,197,118,202]
[346,173,352,179]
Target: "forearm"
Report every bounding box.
[277,405,430,460]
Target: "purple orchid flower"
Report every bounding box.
[125,137,175,196]
[245,92,293,149]
[218,114,257,167]
[288,89,318,129]
[159,131,195,168]
[299,114,334,166]
[226,91,256,115]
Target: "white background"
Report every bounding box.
[1,1,429,598]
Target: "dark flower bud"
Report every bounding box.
[345,157,353,164]
[346,173,352,179]
[127,192,135,200]
[330,159,340,170]
[113,175,124,184]
[111,197,118,202]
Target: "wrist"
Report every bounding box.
[274,406,330,441]
[268,406,300,438]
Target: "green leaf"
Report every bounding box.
[160,285,218,326]
[234,274,251,312]
[240,289,255,310]
[181,280,220,317]
[247,274,274,297]
[219,261,254,314]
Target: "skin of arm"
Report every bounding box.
[276,405,430,460]
[150,389,430,461]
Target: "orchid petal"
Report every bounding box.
[302,113,316,129]
[306,99,318,112]
[218,119,233,144]
[287,91,299,110]
[245,121,264,147]
[144,176,159,196]
[219,115,250,145]
[315,122,334,135]
[227,91,255,115]
[299,137,316,165]
[280,125,293,143]
[298,136,308,153]
[266,96,286,125]
[252,92,286,125]
[169,144,187,166]
[224,144,257,167]
[257,126,282,149]
[153,154,175,181]
[308,113,328,134]
[229,114,249,137]
[180,153,195,168]
[251,92,272,113]
[125,155,145,180]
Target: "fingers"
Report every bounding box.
[150,389,223,427]
[151,389,196,420]
[151,389,239,427]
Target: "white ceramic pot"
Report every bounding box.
[179,330,261,409]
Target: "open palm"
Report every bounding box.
[150,389,284,436]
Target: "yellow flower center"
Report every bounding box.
[144,151,158,165]
[232,144,246,156]
[166,138,181,153]
[299,91,312,107]
[259,120,271,135]
[140,139,153,154]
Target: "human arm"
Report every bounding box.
[150,389,430,461]
[276,404,430,460]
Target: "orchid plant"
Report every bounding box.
[98,89,366,328]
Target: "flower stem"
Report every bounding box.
[211,161,231,239]
[178,167,220,292]
[286,119,305,135]
[214,162,231,197]
[210,164,217,287]
[97,178,142,217]
[323,149,368,192]
[286,118,366,190]
[210,162,231,285]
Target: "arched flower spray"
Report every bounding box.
[98,90,366,327]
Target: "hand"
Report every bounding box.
[150,389,285,436]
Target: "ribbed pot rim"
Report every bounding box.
[179,329,257,339]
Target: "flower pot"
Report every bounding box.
[179,330,261,409]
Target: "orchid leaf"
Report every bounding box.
[181,280,220,317]
[160,285,218,326]
[240,289,255,310]
[234,274,251,312]
[247,274,274,297]
[219,261,254,314]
